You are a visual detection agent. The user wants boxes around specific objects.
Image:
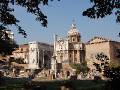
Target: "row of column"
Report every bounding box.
[72,50,80,63]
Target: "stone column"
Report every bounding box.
[73,50,74,63]
[77,50,80,63]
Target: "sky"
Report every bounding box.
[11,0,120,45]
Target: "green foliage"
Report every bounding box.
[83,0,120,23]
[93,62,102,72]
[70,61,89,74]
[104,66,120,80]
[70,63,81,74]
[0,0,119,37]
[94,52,109,73]
[0,32,18,56]
[109,60,120,68]
[0,71,4,77]
[0,0,61,56]
[0,0,47,36]
[104,66,120,90]
[0,41,18,56]
[0,0,60,37]
[95,52,109,62]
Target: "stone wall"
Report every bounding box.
[85,41,110,70]
[109,41,120,63]
[28,41,53,69]
[86,41,110,61]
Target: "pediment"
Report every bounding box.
[87,37,109,44]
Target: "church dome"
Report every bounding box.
[67,23,80,36]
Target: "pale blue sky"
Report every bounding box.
[11,0,120,44]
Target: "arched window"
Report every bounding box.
[72,38,75,42]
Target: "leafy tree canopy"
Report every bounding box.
[0,30,18,56]
[70,61,89,74]
[109,60,120,68]
[0,0,56,55]
[0,0,120,56]
[0,0,51,37]
[83,0,120,23]
[1,0,120,37]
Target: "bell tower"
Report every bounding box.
[67,22,81,43]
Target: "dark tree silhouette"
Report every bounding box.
[94,52,109,72]
[70,61,89,75]
[0,30,18,56]
[0,0,56,55]
[104,66,120,90]
[1,0,120,55]
[95,52,120,89]
[83,0,120,23]
[1,0,119,36]
[0,0,62,56]
[0,0,51,37]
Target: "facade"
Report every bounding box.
[52,23,120,79]
[10,22,120,79]
[12,41,53,70]
[52,23,85,76]
[28,41,53,69]
[86,37,120,71]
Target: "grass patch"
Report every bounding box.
[32,80,106,90]
[0,78,106,90]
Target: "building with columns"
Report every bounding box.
[51,23,85,76]
[28,41,53,69]
[11,22,120,79]
[12,41,53,70]
[51,22,120,79]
